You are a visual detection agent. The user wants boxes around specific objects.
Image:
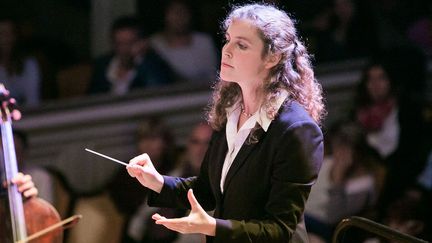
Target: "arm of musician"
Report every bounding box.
[127,153,164,193]
[11,172,38,198]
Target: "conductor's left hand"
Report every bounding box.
[152,189,216,236]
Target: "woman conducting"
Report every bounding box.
[127,3,325,243]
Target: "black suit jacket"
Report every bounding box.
[149,101,324,243]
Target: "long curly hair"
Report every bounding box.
[207,3,325,131]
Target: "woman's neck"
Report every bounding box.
[240,85,263,115]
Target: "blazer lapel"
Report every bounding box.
[222,127,266,192]
[212,131,227,202]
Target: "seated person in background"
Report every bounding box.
[355,53,429,216]
[150,0,218,83]
[13,130,55,204]
[109,117,180,243]
[305,121,384,243]
[354,60,399,160]
[364,185,432,243]
[0,17,41,106]
[172,122,212,177]
[88,16,174,95]
[122,122,213,243]
[170,122,212,243]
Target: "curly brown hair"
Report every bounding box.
[207,3,325,131]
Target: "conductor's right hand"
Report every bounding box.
[127,153,164,193]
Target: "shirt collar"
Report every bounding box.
[225,90,289,132]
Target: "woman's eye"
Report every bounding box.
[238,43,247,50]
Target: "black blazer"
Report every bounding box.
[149,101,324,243]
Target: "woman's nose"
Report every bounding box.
[222,44,232,58]
[223,48,232,58]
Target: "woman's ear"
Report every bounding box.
[265,53,282,69]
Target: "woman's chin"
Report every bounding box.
[219,74,233,82]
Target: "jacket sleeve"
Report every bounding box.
[213,121,324,243]
[147,134,216,211]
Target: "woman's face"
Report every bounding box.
[366,65,392,102]
[220,19,274,87]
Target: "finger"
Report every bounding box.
[152,213,166,221]
[11,172,25,184]
[23,187,38,198]
[187,189,201,211]
[129,153,151,166]
[156,217,188,225]
[18,180,34,193]
[127,164,148,178]
[126,165,138,177]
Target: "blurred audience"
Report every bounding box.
[407,15,432,56]
[417,150,432,191]
[88,16,174,95]
[12,130,55,204]
[149,0,217,83]
[305,0,379,62]
[108,117,180,243]
[364,185,432,242]
[352,51,430,218]
[0,17,41,106]
[372,0,431,51]
[305,121,384,243]
[173,122,212,177]
[353,59,399,160]
[170,122,212,243]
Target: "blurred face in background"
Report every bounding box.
[112,28,139,64]
[165,1,191,34]
[187,124,212,171]
[334,0,354,24]
[366,65,392,102]
[137,135,165,167]
[331,141,353,168]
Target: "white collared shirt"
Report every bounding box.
[220,90,289,193]
[106,57,137,95]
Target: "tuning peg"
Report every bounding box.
[0,84,11,103]
[8,98,21,121]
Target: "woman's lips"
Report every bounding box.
[221,62,233,68]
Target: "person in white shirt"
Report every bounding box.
[150,0,217,83]
[0,18,41,106]
[305,121,383,242]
